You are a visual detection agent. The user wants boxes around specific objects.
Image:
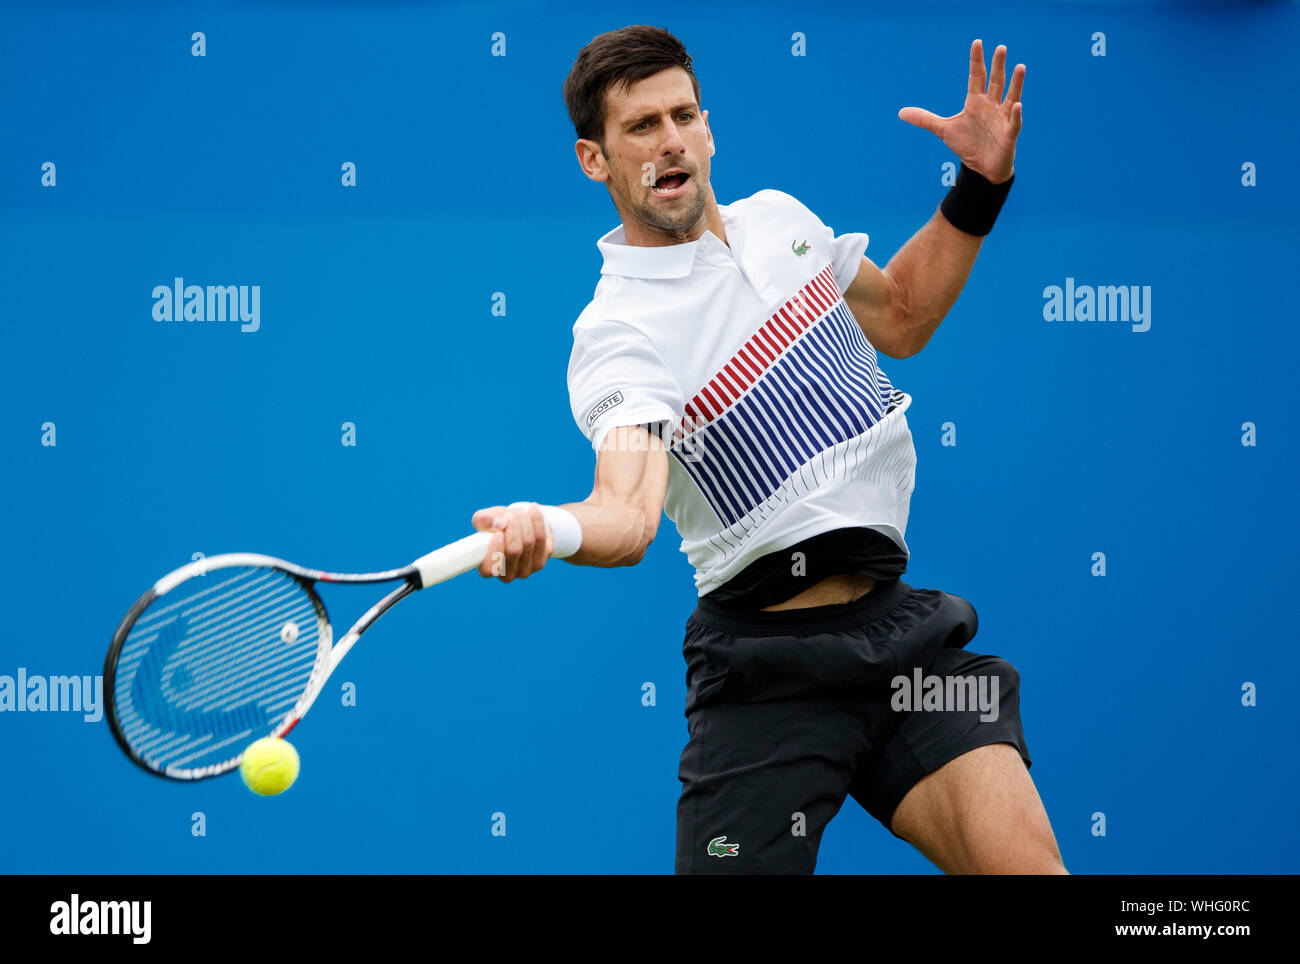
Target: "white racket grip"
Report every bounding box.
[412,532,494,589]
[414,504,582,589]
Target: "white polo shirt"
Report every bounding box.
[567,188,917,597]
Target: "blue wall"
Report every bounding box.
[1,0,1296,874]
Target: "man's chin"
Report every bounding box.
[638,192,705,233]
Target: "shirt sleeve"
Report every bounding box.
[820,218,870,297]
[567,319,684,453]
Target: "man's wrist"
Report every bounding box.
[507,502,583,558]
[939,161,1014,236]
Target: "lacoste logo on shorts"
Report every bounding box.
[586,391,624,427]
[707,835,740,857]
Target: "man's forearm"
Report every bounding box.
[559,498,656,568]
[885,208,984,356]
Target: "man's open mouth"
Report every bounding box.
[652,171,690,196]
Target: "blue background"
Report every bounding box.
[1,0,1296,874]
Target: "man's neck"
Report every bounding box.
[619,196,727,248]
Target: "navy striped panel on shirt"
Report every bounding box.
[670,264,897,529]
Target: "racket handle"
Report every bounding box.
[412,532,495,588]
[412,509,579,589]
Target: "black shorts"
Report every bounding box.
[675,577,1032,874]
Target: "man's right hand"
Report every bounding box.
[470,502,553,582]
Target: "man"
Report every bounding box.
[471,25,1066,875]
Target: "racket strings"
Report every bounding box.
[113,566,327,777]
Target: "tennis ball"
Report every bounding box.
[239,737,299,796]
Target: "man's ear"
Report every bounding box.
[576,139,609,182]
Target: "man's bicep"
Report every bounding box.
[591,425,669,522]
[559,428,665,566]
[562,425,668,567]
[844,255,913,359]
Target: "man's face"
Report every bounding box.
[585,67,714,239]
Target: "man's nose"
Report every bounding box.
[660,119,687,154]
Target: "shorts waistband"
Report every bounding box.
[691,577,913,635]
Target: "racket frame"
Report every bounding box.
[104,532,493,781]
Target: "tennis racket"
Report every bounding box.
[104,530,516,781]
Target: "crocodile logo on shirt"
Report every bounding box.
[791,239,811,256]
[707,835,740,858]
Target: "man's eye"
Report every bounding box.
[678,113,694,122]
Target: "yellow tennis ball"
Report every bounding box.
[239,737,299,796]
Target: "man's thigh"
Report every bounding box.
[891,741,1066,874]
[849,646,1033,834]
[675,695,875,875]
[848,645,1064,873]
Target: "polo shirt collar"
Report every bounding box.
[597,205,737,279]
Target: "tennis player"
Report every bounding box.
[471,25,1066,875]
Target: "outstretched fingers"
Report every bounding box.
[988,44,1007,101]
[1004,61,1025,115]
[968,38,986,97]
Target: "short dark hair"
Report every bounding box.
[562,25,701,153]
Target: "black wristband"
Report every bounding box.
[939,161,1014,236]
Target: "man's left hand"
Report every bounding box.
[899,39,1024,185]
